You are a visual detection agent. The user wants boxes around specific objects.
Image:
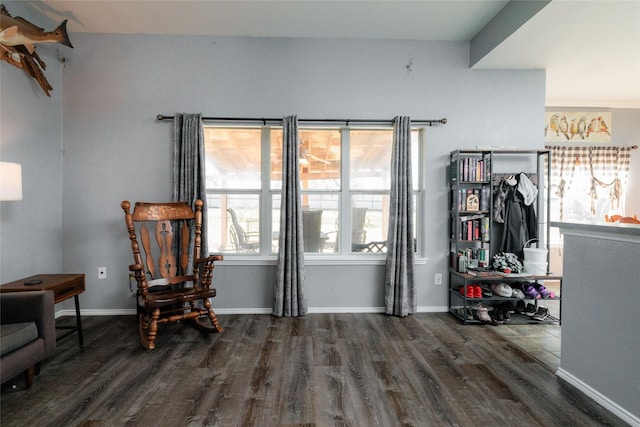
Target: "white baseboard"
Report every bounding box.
[55,306,449,318]
[56,309,136,318]
[418,305,449,313]
[556,368,639,427]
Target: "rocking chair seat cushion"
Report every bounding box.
[141,287,217,309]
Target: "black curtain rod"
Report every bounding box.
[156,114,447,126]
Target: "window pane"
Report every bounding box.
[350,129,420,190]
[350,130,392,190]
[207,194,260,254]
[411,130,420,189]
[204,127,261,189]
[553,162,624,222]
[271,193,339,254]
[270,129,282,190]
[271,194,281,254]
[303,194,339,253]
[351,194,417,253]
[271,128,341,190]
[351,194,388,252]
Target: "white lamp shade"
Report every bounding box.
[0,162,23,201]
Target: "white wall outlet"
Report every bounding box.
[98,267,107,279]
[434,273,442,285]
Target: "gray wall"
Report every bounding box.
[0,1,64,282]
[2,20,638,314]
[54,32,546,313]
[559,230,640,421]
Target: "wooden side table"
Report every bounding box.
[1,274,85,346]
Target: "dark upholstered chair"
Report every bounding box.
[1,290,56,389]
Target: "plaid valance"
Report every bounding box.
[545,145,632,219]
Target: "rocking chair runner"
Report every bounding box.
[121,200,223,350]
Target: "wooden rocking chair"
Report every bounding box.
[121,200,223,350]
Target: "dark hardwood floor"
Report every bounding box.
[1,313,626,426]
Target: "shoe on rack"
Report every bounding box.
[459,286,474,298]
[473,285,483,299]
[533,283,556,299]
[533,283,549,298]
[501,301,516,314]
[521,282,540,299]
[491,306,505,324]
[474,305,493,323]
[480,284,493,297]
[515,300,526,315]
[454,308,474,321]
[524,303,537,317]
[533,306,549,321]
[491,283,513,297]
[511,288,525,299]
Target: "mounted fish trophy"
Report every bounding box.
[0,5,73,96]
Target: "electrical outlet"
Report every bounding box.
[98,267,107,279]
[434,273,442,285]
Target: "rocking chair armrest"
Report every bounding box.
[129,263,145,272]
[195,254,224,265]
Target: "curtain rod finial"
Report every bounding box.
[441,118,448,124]
[157,114,166,121]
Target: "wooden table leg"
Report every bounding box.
[74,294,84,347]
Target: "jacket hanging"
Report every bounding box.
[499,174,537,259]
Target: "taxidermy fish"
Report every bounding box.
[0,13,73,53]
[0,5,69,97]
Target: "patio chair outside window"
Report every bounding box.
[227,208,259,253]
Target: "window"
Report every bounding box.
[204,125,422,256]
[546,145,632,244]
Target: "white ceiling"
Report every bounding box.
[33,0,640,108]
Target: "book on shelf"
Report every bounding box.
[457,216,490,242]
[481,217,490,242]
[480,186,490,211]
[459,213,485,221]
[450,152,491,182]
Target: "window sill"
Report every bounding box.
[215,255,429,266]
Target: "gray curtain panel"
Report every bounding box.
[273,115,307,317]
[172,113,208,274]
[384,116,416,316]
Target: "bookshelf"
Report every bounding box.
[447,149,560,324]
